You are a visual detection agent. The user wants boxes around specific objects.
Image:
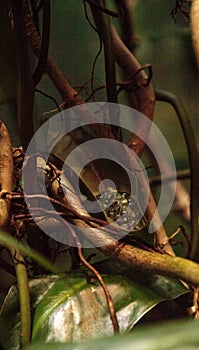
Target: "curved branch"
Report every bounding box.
[155,89,199,262]
[32,0,50,86]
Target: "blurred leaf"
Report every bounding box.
[0,275,60,350]
[25,319,199,350]
[0,269,190,349]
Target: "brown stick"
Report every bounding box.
[0,121,14,227]
[111,25,155,156]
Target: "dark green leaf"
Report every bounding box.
[0,268,190,349]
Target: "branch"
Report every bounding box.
[111,26,173,254]
[0,121,14,227]
[45,163,199,287]
[115,0,138,52]
[155,89,199,262]
[0,230,58,273]
[111,25,155,156]
[12,0,35,151]
[85,0,119,17]
[100,241,199,287]
[90,1,122,139]
[10,248,31,348]
[191,0,199,67]
[32,0,50,86]
[23,0,83,107]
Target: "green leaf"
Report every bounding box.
[0,275,60,350]
[0,269,190,349]
[25,319,199,350]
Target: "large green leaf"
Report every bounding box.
[24,319,199,350]
[0,268,190,350]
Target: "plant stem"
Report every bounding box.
[0,230,58,273]
[90,1,121,139]
[100,242,199,287]
[111,24,155,155]
[191,0,199,68]
[155,89,199,262]
[10,248,31,348]
[32,0,50,87]
[115,0,137,52]
[47,163,199,287]
[0,121,14,227]
[90,1,117,103]
[12,0,35,151]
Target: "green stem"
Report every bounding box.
[101,242,199,286]
[155,89,199,262]
[10,248,31,348]
[0,231,58,273]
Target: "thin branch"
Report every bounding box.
[32,0,50,86]
[0,255,16,276]
[0,230,58,273]
[78,246,120,334]
[23,0,83,107]
[83,0,103,102]
[12,0,35,151]
[84,0,119,17]
[150,169,191,186]
[155,89,199,262]
[35,89,61,111]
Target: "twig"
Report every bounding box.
[150,169,191,222]
[0,255,16,276]
[90,1,118,104]
[51,214,119,333]
[83,0,103,102]
[35,89,61,112]
[0,230,58,273]
[78,246,120,334]
[32,0,50,86]
[155,89,199,262]
[150,169,191,186]
[84,0,119,17]
[23,0,83,107]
